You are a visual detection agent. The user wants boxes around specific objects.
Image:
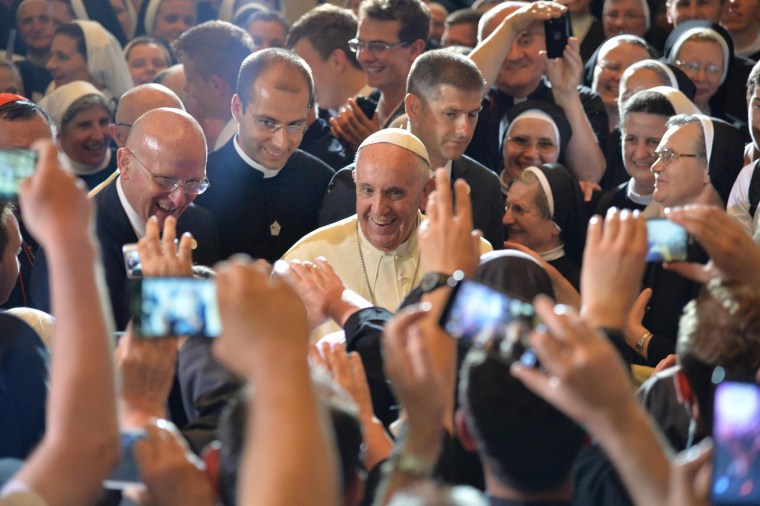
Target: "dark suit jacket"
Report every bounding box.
[30,178,221,330]
[318,156,504,248]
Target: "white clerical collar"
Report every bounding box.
[233,134,281,178]
[116,176,146,238]
[356,212,420,257]
[443,159,452,178]
[539,244,565,262]
[626,178,653,205]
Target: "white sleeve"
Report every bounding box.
[0,480,47,506]
[726,163,756,237]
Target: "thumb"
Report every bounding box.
[630,288,652,322]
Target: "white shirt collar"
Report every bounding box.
[626,178,653,205]
[233,134,281,178]
[116,176,146,238]
[539,244,565,262]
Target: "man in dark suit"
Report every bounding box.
[318,50,504,248]
[31,108,220,330]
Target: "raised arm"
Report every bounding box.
[11,140,119,506]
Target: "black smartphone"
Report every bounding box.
[711,381,760,505]
[122,243,142,279]
[355,95,378,119]
[129,277,221,338]
[439,279,540,366]
[0,148,37,199]
[544,14,571,59]
[103,429,147,490]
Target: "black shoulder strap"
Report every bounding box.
[749,159,760,219]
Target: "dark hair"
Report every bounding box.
[677,283,760,436]
[459,349,586,492]
[0,99,54,137]
[359,0,430,44]
[60,94,111,130]
[667,114,707,159]
[124,35,172,65]
[54,23,87,61]
[174,20,253,90]
[236,48,314,109]
[621,90,677,123]
[407,49,484,99]
[241,9,290,33]
[445,8,482,27]
[286,5,361,71]
[217,382,364,506]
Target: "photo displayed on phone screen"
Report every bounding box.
[0,149,37,198]
[712,381,760,505]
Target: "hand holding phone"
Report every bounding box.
[103,430,147,490]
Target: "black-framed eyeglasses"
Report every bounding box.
[652,148,702,167]
[504,202,532,217]
[348,38,410,54]
[126,149,210,195]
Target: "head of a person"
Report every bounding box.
[500,105,567,185]
[721,0,760,38]
[152,62,186,99]
[50,0,75,28]
[16,0,54,53]
[0,203,21,305]
[457,348,586,494]
[428,2,448,42]
[108,0,134,42]
[405,50,485,166]
[746,60,760,149]
[217,381,366,506]
[651,114,710,207]
[602,0,650,37]
[0,95,54,148]
[118,107,207,228]
[442,8,482,48]
[124,36,171,86]
[669,28,729,110]
[353,0,429,92]
[666,0,726,25]
[287,5,361,110]
[619,90,675,191]
[47,22,91,87]
[504,167,560,259]
[591,35,651,110]
[479,2,546,97]
[59,93,111,168]
[148,0,198,43]
[232,48,314,170]
[0,61,23,96]
[241,10,289,51]
[619,60,679,110]
[353,128,433,252]
[676,282,760,437]
[112,83,184,147]
[174,20,253,121]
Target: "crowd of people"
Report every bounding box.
[1,0,760,504]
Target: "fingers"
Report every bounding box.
[630,288,652,320]
[664,262,711,284]
[383,303,431,354]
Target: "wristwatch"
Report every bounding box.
[419,270,464,294]
[384,451,437,477]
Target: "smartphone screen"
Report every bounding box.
[0,148,37,198]
[103,430,147,490]
[122,243,142,279]
[544,14,570,59]
[645,218,688,262]
[712,381,760,505]
[438,279,538,364]
[130,277,221,338]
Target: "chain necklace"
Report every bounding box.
[356,220,420,307]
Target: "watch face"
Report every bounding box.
[421,273,447,292]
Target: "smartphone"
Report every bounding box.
[544,14,571,59]
[0,148,37,198]
[122,243,142,279]
[103,429,147,490]
[439,279,540,365]
[130,277,221,338]
[645,218,690,262]
[712,381,760,505]
[355,95,378,119]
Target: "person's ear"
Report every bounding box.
[109,124,124,148]
[117,147,130,178]
[231,94,243,122]
[329,48,346,72]
[674,368,694,405]
[201,441,221,496]
[209,75,228,97]
[408,39,426,60]
[455,408,477,451]
[405,93,421,123]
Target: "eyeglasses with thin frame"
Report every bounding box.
[603,10,645,21]
[504,202,533,217]
[597,60,623,73]
[674,59,722,76]
[127,149,210,195]
[507,135,557,155]
[348,38,410,54]
[245,107,308,136]
[116,122,132,129]
[652,147,702,166]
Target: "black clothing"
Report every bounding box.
[595,180,648,216]
[300,117,352,171]
[579,18,607,64]
[194,138,334,262]
[548,255,581,292]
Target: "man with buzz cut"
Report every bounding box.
[194,48,335,263]
[319,49,504,248]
